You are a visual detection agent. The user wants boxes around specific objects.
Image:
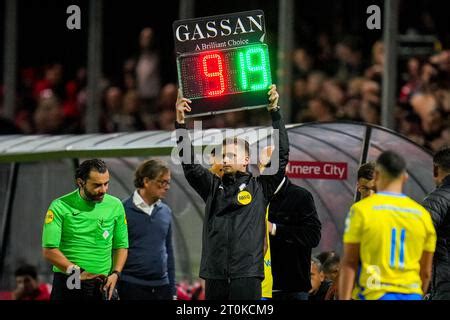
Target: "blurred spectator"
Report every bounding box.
[293,47,315,78]
[156,83,178,112]
[157,109,176,131]
[291,78,309,120]
[12,265,51,300]
[364,41,384,80]
[306,71,326,97]
[33,90,65,134]
[62,67,87,129]
[315,251,338,265]
[308,257,332,301]
[322,79,346,108]
[1,15,448,152]
[152,83,177,130]
[430,50,450,72]
[33,63,65,101]
[334,37,365,83]
[315,32,336,74]
[322,255,340,300]
[399,57,422,104]
[134,27,162,113]
[176,279,205,300]
[322,255,340,283]
[100,86,123,133]
[115,90,146,132]
[307,98,336,122]
[359,101,380,125]
[360,79,380,105]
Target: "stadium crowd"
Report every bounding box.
[0,24,449,152]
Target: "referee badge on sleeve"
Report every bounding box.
[45,210,54,224]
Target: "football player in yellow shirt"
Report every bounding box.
[339,151,436,300]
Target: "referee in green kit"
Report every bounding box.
[42,159,128,300]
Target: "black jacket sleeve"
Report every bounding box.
[423,188,449,230]
[258,110,290,199]
[271,189,321,248]
[166,219,176,297]
[175,121,214,202]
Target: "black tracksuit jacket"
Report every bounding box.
[268,178,321,293]
[422,175,450,296]
[175,110,289,280]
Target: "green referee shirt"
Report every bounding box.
[42,189,129,275]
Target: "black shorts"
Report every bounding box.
[205,277,261,300]
[50,272,104,301]
[117,281,172,300]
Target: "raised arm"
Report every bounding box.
[175,90,214,202]
[258,84,290,198]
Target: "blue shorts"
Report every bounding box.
[378,293,422,300]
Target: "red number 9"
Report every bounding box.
[202,53,225,97]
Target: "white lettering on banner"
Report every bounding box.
[288,163,321,176]
[205,21,218,38]
[176,24,190,42]
[175,15,264,42]
[286,161,348,180]
[323,164,346,179]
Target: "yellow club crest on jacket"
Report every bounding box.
[237,191,252,205]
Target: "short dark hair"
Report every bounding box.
[15,265,37,280]
[134,159,169,188]
[358,162,375,180]
[322,255,341,274]
[376,150,406,178]
[222,137,250,156]
[75,159,108,181]
[315,251,337,265]
[434,146,450,173]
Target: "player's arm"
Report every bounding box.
[111,249,127,273]
[42,206,76,274]
[42,248,74,274]
[419,251,434,294]
[104,206,129,299]
[174,89,214,201]
[43,248,104,280]
[339,243,360,300]
[339,206,363,300]
[259,84,290,198]
[420,210,437,295]
[102,248,128,300]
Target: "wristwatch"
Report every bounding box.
[110,270,121,280]
[66,264,80,275]
[269,105,280,112]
